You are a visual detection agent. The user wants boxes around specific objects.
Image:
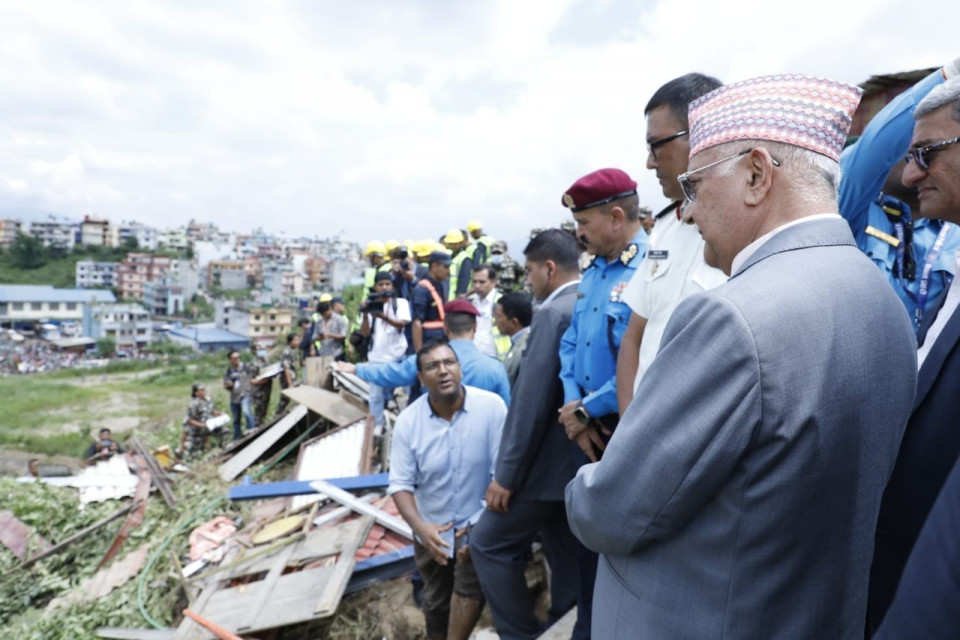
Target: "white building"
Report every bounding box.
[76,261,119,289]
[160,227,190,252]
[0,285,116,327]
[28,220,78,250]
[0,218,23,247]
[85,303,152,348]
[112,222,159,251]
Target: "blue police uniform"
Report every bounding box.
[559,230,648,420]
[839,68,960,332]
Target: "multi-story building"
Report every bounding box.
[28,219,78,250]
[160,227,189,252]
[143,278,186,317]
[114,253,173,301]
[85,303,152,348]
[80,215,111,247]
[208,261,248,290]
[0,285,116,327]
[217,302,293,348]
[304,257,329,287]
[0,219,23,247]
[75,261,119,289]
[112,222,159,251]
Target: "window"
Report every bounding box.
[254,315,261,321]
[66,302,77,311]
[31,302,42,311]
[12,303,23,311]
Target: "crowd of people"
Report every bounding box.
[173,62,960,639]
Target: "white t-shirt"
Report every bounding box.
[470,289,499,357]
[366,297,411,363]
[622,211,728,391]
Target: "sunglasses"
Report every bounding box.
[904,136,960,171]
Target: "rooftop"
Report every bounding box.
[168,327,249,344]
[0,285,116,304]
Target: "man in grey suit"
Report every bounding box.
[471,230,588,640]
[566,74,918,639]
[493,291,533,388]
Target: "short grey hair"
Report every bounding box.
[915,77,960,122]
[712,140,843,199]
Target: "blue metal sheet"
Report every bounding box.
[227,472,389,501]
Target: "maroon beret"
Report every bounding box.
[561,168,638,213]
[444,299,480,316]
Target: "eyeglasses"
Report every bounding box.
[904,136,960,171]
[677,148,780,204]
[422,357,459,373]
[647,130,688,161]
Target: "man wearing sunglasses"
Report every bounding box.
[869,75,960,636]
[616,73,728,415]
[566,75,917,638]
[839,59,960,335]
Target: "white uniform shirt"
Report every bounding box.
[622,209,727,391]
[365,297,412,363]
[470,289,499,357]
[918,247,960,369]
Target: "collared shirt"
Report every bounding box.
[838,68,960,332]
[623,210,727,391]
[388,385,507,555]
[470,289,499,357]
[541,279,580,307]
[560,230,648,418]
[317,312,348,357]
[511,326,530,345]
[731,214,841,276]
[356,338,511,406]
[918,247,960,369]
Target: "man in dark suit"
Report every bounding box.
[470,229,587,640]
[869,76,960,633]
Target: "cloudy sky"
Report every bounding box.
[0,0,955,250]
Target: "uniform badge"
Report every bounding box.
[620,243,638,266]
[610,282,628,303]
[648,249,669,260]
[563,193,575,208]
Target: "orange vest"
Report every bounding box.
[417,279,446,330]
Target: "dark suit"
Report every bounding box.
[874,456,960,639]
[869,288,960,632]
[471,283,586,640]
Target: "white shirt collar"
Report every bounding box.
[731,213,841,276]
[542,279,580,306]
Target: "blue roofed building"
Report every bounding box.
[167,324,249,353]
[0,285,116,329]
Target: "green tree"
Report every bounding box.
[96,336,116,357]
[122,236,139,251]
[10,232,48,269]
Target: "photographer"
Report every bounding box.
[390,244,425,301]
[84,428,123,465]
[361,272,411,431]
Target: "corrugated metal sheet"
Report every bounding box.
[291,420,368,510]
[24,455,138,507]
[0,285,116,303]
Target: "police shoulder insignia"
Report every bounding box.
[563,193,575,208]
[620,243,638,265]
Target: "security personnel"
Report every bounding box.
[443,229,475,300]
[363,240,393,291]
[311,293,333,355]
[839,62,960,333]
[411,251,451,351]
[557,168,648,463]
[467,219,496,267]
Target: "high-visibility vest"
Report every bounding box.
[448,249,473,300]
[417,279,446,330]
[487,290,511,361]
[474,235,495,264]
[364,262,392,290]
[311,311,322,352]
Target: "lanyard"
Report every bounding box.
[915,224,951,326]
[892,221,906,280]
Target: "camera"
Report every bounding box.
[396,247,411,271]
[361,290,395,314]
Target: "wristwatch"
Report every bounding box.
[574,401,591,426]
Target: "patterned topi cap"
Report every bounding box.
[688,74,862,162]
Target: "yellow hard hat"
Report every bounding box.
[319,293,333,303]
[404,239,416,252]
[364,240,386,256]
[467,220,483,233]
[385,239,400,253]
[443,228,466,245]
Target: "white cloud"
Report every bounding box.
[0,0,955,252]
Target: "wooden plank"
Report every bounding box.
[227,473,389,501]
[309,480,413,539]
[251,362,282,383]
[96,628,176,639]
[130,438,177,509]
[280,386,365,426]
[97,454,151,570]
[313,516,374,616]
[241,538,300,628]
[12,505,131,572]
[218,404,307,481]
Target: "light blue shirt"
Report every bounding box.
[839,68,960,331]
[388,385,507,555]
[356,338,511,406]
[559,230,647,417]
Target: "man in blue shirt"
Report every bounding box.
[839,60,960,331]
[389,341,507,640]
[335,299,511,407]
[557,168,647,462]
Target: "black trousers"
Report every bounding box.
[470,498,585,640]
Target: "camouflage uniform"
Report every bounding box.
[251,355,271,427]
[274,346,298,416]
[495,253,525,292]
[184,397,214,455]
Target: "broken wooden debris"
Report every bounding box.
[97,453,151,570]
[217,404,307,481]
[48,543,150,610]
[279,385,366,426]
[252,361,282,383]
[310,480,413,539]
[227,472,388,501]
[130,437,177,509]
[182,609,243,640]
[0,510,51,560]
[345,545,416,595]
[11,504,132,573]
[175,516,374,638]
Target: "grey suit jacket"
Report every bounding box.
[565,218,917,639]
[503,328,529,389]
[496,283,579,501]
